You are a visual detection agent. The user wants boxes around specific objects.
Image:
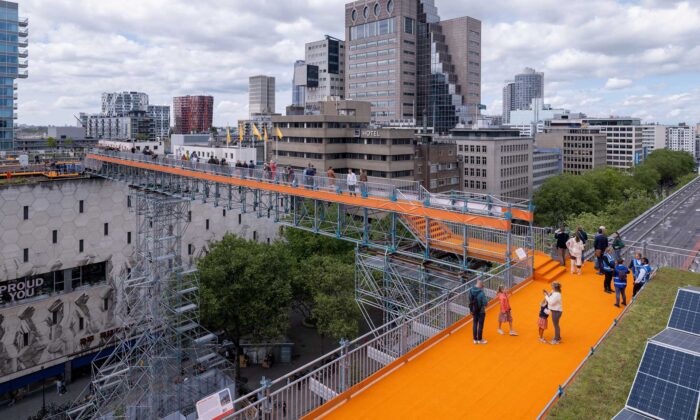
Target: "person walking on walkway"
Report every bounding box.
[612,232,625,261]
[633,258,651,297]
[359,169,368,196]
[566,235,585,275]
[602,247,616,293]
[613,258,630,307]
[554,225,570,267]
[496,285,518,336]
[469,279,489,344]
[538,299,549,343]
[544,282,563,344]
[327,166,336,189]
[347,169,358,197]
[594,226,608,275]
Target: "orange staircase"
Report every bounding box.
[533,251,566,282]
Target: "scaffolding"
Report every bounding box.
[66,189,234,419]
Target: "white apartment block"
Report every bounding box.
[666,124,697,159]
[101,91,149,116]
[305,36,345,103]
[147,105,171,140]
[642,125,667,157]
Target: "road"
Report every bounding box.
[622,176,700,250]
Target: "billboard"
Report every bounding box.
[196,388,234,420]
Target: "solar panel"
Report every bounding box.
[653,328,700,354]
[668,287,700,335]
[626,342,700,420]
[612,408,651,420]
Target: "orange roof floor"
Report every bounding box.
[313,262,631,419]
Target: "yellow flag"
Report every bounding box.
[263,127,268,142]
[275,127,283,140]
[226,126,231,145]
[251,123,262,141]
[238,123,243,144]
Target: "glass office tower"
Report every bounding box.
[0,1,27,150]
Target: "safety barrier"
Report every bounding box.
[224,258,531,420]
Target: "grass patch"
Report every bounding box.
[549,268,700,419]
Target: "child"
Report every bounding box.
[497,285,518,336]
[538,299,549,343]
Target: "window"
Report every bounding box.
[79,317,84,331]
[374,2,380,16]
[223,209,226,217]
[238,214,242,225]
[404,17,414,34]
[23,332,29,346]
[52,311,58,325]
[387,0,394,13]
[23,248,28,263]
[351,9,357,21]
[23,205,28,220]
[104,223,109,236]
[103,298,109,311]
[363,5,368,18]
[127,196,131,208]
[188,244,193,255]
[253,231,258,241]
[127,231,131,244]
[205,219,210,230]
[187,210,192,222]
[52,230,58,244]
[79,239,84,253]
[79,200,84,213]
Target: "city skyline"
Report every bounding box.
[16,0,700,126]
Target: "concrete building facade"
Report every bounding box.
[147,105,170,140]
[101,92,148,116]
[502,68,544,124]
[414,136,462,193]
[249,75,276,116]
[305,36,345,103]
[536,127,607,175]
[173,95,213,135]
[440,128,533,200]
[0,1,28,151]
[81,111,153,141]
[0,178,279,396]
[642,124,667,157]
[665,124,697,159]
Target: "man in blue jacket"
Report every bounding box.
[593,226,609,275]
[469,280,489,345]
[613,258,630,307]
[602,247,615,293]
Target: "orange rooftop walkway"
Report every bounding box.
[309,263,630,419]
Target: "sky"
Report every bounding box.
[16,0,700,126]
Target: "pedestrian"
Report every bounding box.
[566,235,585,275]
[248,160,255,177]
[270,160,277,180]
[287,166,296,186]
[543,282,563,345]
[593,226,609,275]
[554,225,570,267]
[283,400,287,417]
[347,169,358,197]
[496,285,518,336]
[628,252,643,280]
[612,232,625,261]
[327,166,336,188]
[633,258,651,297]
[309,164,317,188]
[538,299,549,344]
[359,169,368,196]
[576,225,588,244]
[220,158,226,166]
[613,258,630,307]
[469,279,489,344]
[263,163,271,180]
[602,247,615,293]
[56,376,62,395]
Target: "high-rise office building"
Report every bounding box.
[101,91,148,116]
[305,36,345,103]
[173,95,213,134]
[249,75,276,116]
[292,60,307,107]
[642,124,667,157]
[147,105,171,140]
[0,1,28,150]
[666,124,697,159]
[344,0,480,132]
[502,68,544,124]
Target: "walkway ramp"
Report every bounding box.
[308,264,631,419]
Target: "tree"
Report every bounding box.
[46,137,57,149]
[533,174,601,226]
[64,137,74,149]
[304,256,360,340]
[210,127,219,136]
[643,149,695,188]
[198,234,293,357]
[135,133,149,141]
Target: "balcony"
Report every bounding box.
[18,38,28,48]
[18,59,27,68]
[17,49,28,58]
[18,17,28,27]
[18,28,28,37]
[13,93,17,100]
[17,70,27,79]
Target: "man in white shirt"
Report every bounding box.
[347,169,358,197]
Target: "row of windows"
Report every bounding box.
[500,154,529,165]
[349,37,396,51]
[349,79,395,89]
[348,69,395,80]
[371,111,396,117]
[349,48,395,60]
[501,165,529,177]
[501,177,529,190]
[465,167,486,177]
[429,177,460,189]
[349,17,396,41]
[500,144,529,152]
[348,90,396,99]
[465,180,487,190]
[458,145,487,153]
[370,100,396,108]
[349,58,396,69]
[461,155,487,165]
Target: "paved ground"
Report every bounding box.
[0,375,92,419]
[623,176,700,250]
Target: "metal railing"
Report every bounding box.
[87,150,529,222]
[224,258,531,420]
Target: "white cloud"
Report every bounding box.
[13,0,700,126]
[604,78,633,90]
